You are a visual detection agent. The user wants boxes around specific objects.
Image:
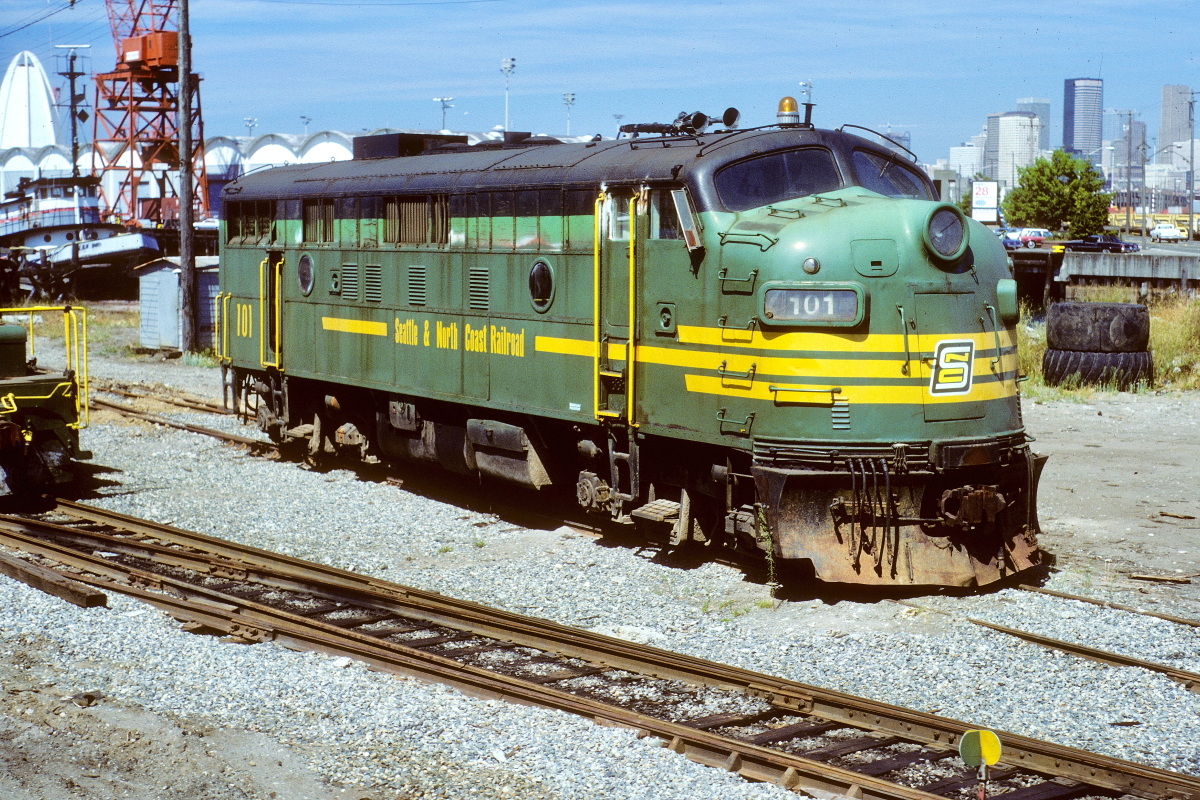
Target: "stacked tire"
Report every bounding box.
[1042,302,1153,389]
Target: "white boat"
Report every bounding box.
[46,230,160,265]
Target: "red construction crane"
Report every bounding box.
[92,0,207,227]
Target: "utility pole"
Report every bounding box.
[55,44,90,286]
[562,92,574,136]
[179,0,197,352]
[500,58,515,131]
[1189,92,1197,242]
[433,97,453,130]
[1109,109,1137,235]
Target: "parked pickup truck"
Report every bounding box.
[1149,223,1187,243]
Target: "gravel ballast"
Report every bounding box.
[4,344,1199,798]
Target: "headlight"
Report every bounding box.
[923,204,969,263]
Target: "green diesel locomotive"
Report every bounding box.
[216,101,1045,587]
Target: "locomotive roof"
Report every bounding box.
[222,127,910,212]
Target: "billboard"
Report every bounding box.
[972,181,999,224]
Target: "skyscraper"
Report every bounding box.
[1111,119,1146,197]
[997,113,1042,188]
[1016,97,1051,151]
[1159,85,1192,164]
[1064,78,1103,162]
[984,113,1001,179]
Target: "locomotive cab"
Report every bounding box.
[660,128,1042,585]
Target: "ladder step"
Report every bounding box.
[631,499,680,523]
[286,424,314,437]
[599,370,624,379]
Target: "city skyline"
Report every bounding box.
[0,0,1196,164]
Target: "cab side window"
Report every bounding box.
[608,194,631,241]
[649,190,683,239]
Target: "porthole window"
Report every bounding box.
[528,260,554,312]
[297,253,315,296]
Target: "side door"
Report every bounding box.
[259,249,284,369]
[594,189,635,422]
[636,187,704,431]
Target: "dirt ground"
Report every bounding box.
[2,372,1199,798]
[1025,390,1200,612]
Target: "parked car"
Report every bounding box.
[1019,228,1053,248]
[1001,235,1024,251]
[1062,234,1140,253]
[1149,222,1186,243]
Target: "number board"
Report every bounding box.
[763,287,861,326]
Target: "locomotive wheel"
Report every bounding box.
[1045,302,1150,353]
[1041,348,1153,389]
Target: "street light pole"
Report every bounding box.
[562,92,574,136]
[500,58,515,131]
[433,97,454,131]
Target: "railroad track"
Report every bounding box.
[91,381,231,415]
[90,396,275,455]
[89,388,1200,611]
[0,503,1197,800]
[891,600,1200,694]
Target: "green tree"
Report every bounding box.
[1002,151,1112,237]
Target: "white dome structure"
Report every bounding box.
[0,51,60,150]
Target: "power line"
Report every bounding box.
[0,1,78,41]
[0,0,74,34]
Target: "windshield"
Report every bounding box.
[851,150,935,200]
[714,148,841,211]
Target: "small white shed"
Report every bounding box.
[137,257,221,350]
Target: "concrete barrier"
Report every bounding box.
[1056,253,1200,293]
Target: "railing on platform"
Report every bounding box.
[0,306,89,428]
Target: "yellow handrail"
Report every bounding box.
[212,290,224,357]
[592,192,608,420]
[222,292,231,362]
[275,257,282,368]
[627,190,640,428]
[0,305,88,429]
[258,257,282,368]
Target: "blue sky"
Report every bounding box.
[2,0,1197,162]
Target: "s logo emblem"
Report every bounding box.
[929,340,975,395]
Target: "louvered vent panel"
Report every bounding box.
[407,265,427,305]
[831,400,850,430]
[468,267,489,311]
[364,265,382,303]
[341,264,359,300]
